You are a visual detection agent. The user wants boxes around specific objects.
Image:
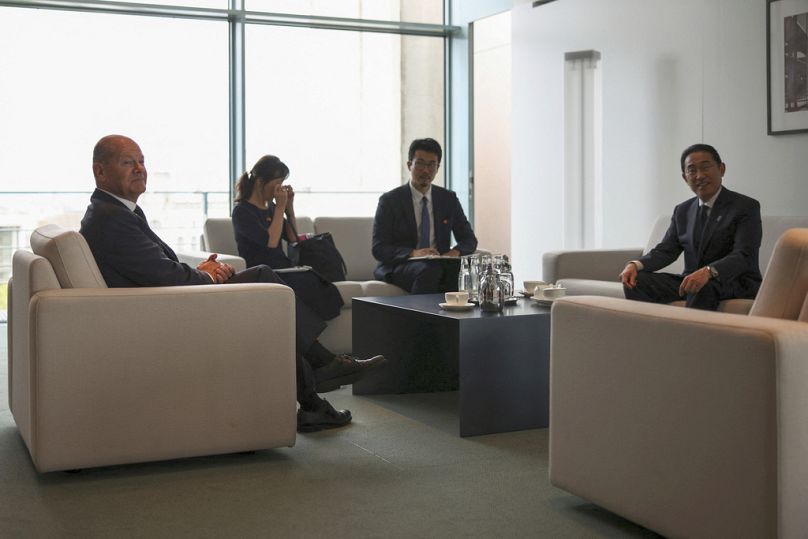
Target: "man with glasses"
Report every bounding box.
[619,143,762,310]
[372,138,478,294]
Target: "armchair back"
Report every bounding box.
[29,224,107,289]
[204,216,314,256]
[749,228,808,320]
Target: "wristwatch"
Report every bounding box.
[707,266,719,279]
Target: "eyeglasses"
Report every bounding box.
[684,162,716,178]
[412,159,439,171]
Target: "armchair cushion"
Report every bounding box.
[554,278,623,297]
[30,224,106,289]
[314,217,375,281]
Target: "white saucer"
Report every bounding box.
[440,302,475,311]
[517,290,534,297]
[531,296,556,305]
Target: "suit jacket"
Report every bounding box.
[638,187,762,294]
[372,183,478,279]
[80,189,211,287]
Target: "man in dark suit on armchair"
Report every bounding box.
[619,143,762,311]
[80,134,384,432]
[372,138,478,294]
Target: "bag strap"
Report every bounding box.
[287,217,301,244]
[287,219,348,278]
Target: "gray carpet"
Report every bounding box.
[0,326,659,538]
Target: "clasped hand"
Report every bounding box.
[410,248,461,258]
[411,247,439,257]
[273,184,294,208]
[197,253,236,284]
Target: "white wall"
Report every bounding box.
[510,0,808,283]
[474,11,512,257]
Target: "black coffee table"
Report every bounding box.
[351,293,551,437]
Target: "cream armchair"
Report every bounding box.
[549,228,808,538]
[8,225,297,472]
[543,215,808,312]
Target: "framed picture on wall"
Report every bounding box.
[767,0,808,135]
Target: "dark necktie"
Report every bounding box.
[695,204,710,249]
[419,197,430,249]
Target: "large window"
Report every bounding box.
[0,1,449,286]
[0,7,229,258]
[245,25,444,216]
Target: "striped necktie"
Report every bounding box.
[418,196,430,249]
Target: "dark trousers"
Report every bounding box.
[623,271,753,311]
[387,259,461,294]
[279,270,343,321]
[226,265,325,408]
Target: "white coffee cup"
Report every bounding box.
[542,286,567,299]
[445,291,470,305]
[523,280,548,295]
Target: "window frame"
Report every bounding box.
[1,0,459,207]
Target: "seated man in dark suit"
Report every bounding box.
[619,143,762,311]
[372,138,478,294]
[80,135,385,433]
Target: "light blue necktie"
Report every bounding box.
[419,197,430,249]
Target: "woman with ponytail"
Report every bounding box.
[232,155,343,320]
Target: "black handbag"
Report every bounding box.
[288,232,347,283]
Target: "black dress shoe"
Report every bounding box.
[314,354,386,393]
[297,399,352,433]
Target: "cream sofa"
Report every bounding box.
[543,215,808,312]
[8,225,297,472]
[549,228,808,538]
[194,216,408,354]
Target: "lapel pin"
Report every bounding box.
[442,219,448,225]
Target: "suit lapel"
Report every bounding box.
[431,187,453,253]
[398,184,418,245]
[93,190,178,262]
[133,207,179,262]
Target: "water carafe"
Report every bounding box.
[479,262,504,312]
[458,255,474,296]
[498,259,514,299]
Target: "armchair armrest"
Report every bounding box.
[22,282,295,471]
[550,296,808,538]
[542,248,643,282]
[177,249,247,272]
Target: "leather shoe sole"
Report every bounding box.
[314,354,386,393]
[297,399,352,433]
